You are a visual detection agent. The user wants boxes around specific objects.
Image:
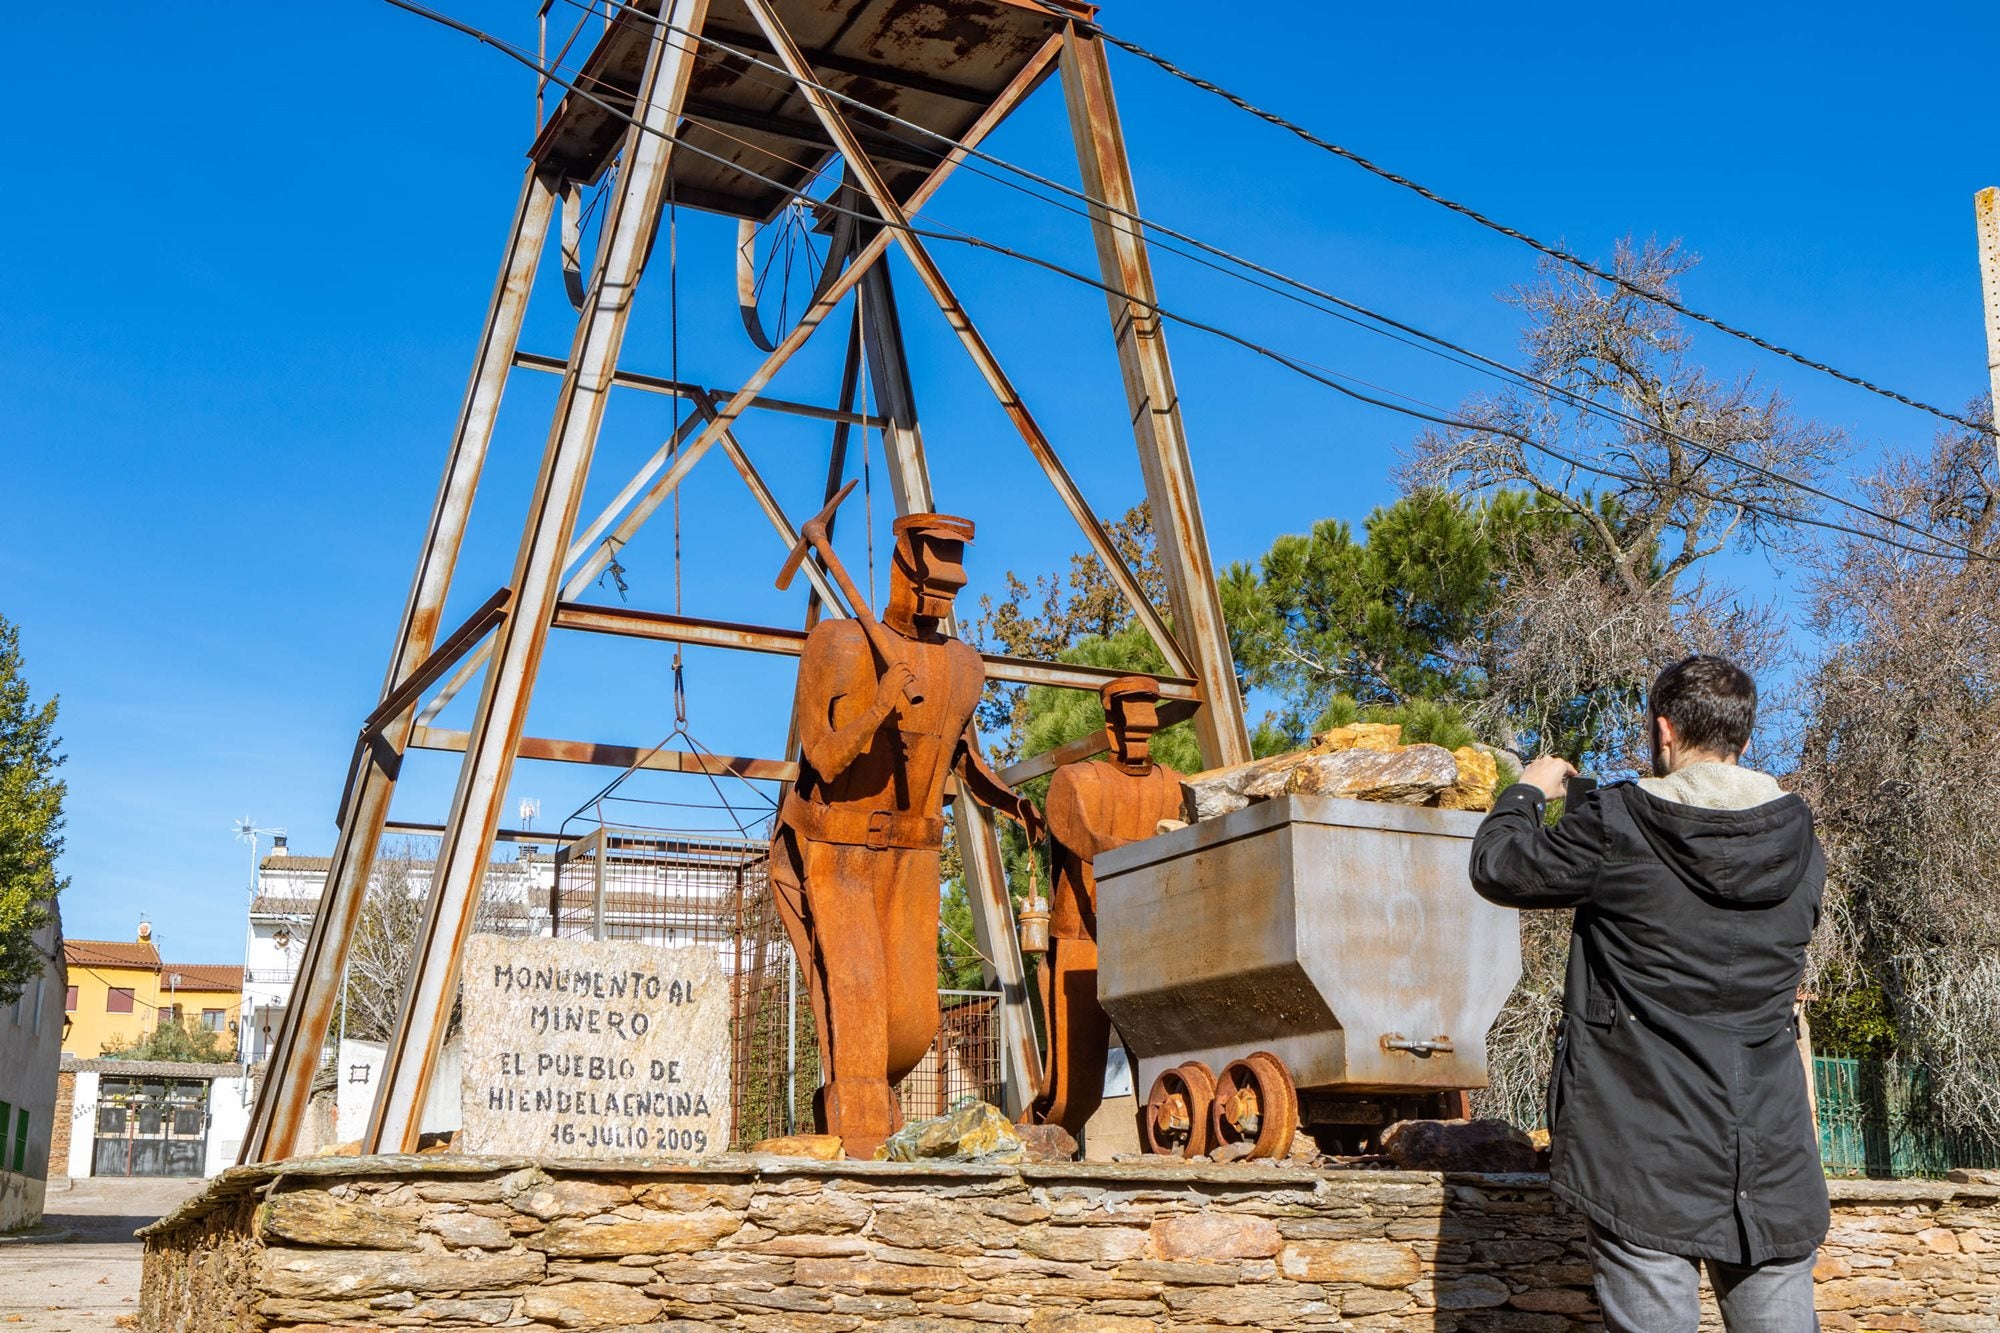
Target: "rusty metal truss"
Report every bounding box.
[242,0,1250,1162]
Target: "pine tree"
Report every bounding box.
[1224,488,1499,745]
[0,615,65,1003]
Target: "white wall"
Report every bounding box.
[337,1037,462,1144]
[66,1071,97,1178]
[204,1076,249,1175]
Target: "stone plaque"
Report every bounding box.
[459,934,730,1158]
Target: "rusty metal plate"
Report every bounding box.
[533,0,1087,220]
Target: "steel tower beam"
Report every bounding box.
[365,0,714,1152]
[742,0,1195,686]
[1060,26,1251,768]
[241,163,558,1163]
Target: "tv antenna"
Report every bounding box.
[233,818,287,894]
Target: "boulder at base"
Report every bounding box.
[1379,1117,1536,1173]
[1014,1123,1080,1163]
[877,1099,1024,1164]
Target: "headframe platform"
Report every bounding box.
[534,0,1096,220]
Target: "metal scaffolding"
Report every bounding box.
[244,0,1249,1161]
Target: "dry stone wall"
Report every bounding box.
[140,1155,2000,1332]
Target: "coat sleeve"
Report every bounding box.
[1469,783,1607,909]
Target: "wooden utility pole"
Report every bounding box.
[1978,187,2000,464]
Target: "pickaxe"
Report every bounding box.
[776,480,923,705]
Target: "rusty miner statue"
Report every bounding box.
[770,509,1041,1158]
[1028,675,1186,1138]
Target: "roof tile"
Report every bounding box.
[159,964,244,992]
[64,939,161,970]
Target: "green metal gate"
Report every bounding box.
[1814,1057,2000,1178]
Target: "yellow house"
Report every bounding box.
[62,928,163,1057]
[157,963,246,1046]
[61,923,247,1059]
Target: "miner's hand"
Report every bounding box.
[1520,754,1578,801]
[1016,799,1045,847]
[873,662,918,717]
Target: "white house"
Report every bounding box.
[241,836,559,1063]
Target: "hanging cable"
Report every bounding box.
[376,0,1997,564]
[538,0,1988,556]
[551,0,1996,443]
[668,142,689,729]
[679,99,2000,564]
[859,266,878,612]
[1011,0,1997,442]
[596,535,630,600]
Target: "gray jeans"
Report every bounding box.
[1588,1221,1820,1332]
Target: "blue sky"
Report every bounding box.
[3,1,1994,963]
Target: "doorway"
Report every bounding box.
[90,1077,207,1176]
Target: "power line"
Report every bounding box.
[546,0,1983,555]
[378,0,1993,564]
[1022,0,1997,442]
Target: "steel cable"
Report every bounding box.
[542,0,1987,555]
[1018,0,1996,442]
[378,0,1992,564]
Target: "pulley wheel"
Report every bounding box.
[1143,1060,1217,1158]
[1210,1051,1300,1160]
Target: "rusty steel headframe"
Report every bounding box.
[243,0,1249,1162]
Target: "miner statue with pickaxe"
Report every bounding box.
[770,488,1042,1158]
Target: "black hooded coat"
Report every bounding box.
[1470,772,1829,1263]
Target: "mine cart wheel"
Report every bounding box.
[1144,1061,1217,1158]
[1210,1051,1300,1160]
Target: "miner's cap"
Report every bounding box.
[1099,674,1162,709]
[891,513,976,544]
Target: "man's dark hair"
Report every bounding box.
[1649,655,1757,757]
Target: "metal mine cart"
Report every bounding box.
[1095,794,1522,1159]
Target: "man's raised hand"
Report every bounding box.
[1520,754,1578,800]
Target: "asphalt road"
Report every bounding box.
[0,1177,203,1332]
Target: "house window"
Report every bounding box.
[167,1004,183,1025]
[12,1108,26,1173]
[201,1009,224,1032]
[106,988,135,1014]
[65,986,77,1012]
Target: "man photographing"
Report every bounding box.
[1470,655,1827,1332]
